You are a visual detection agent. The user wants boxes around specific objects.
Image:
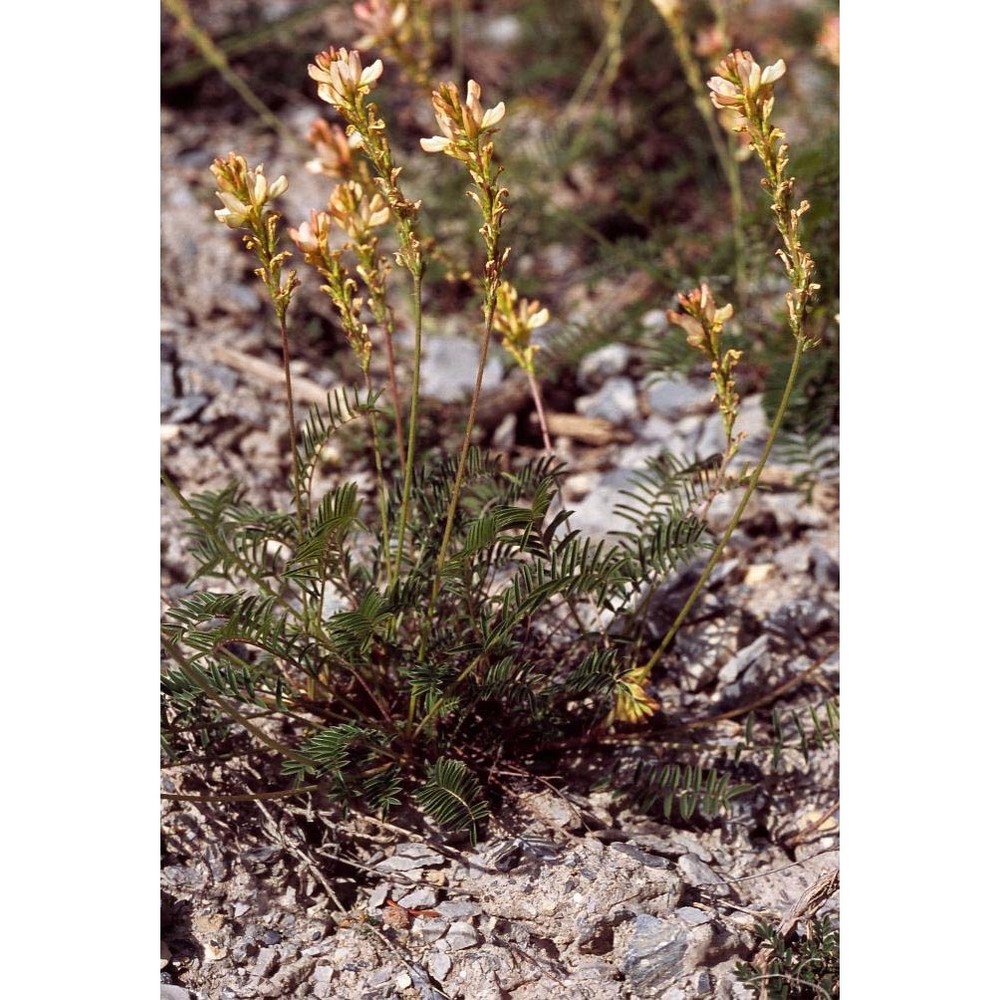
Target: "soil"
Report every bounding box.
[161,4,839,997]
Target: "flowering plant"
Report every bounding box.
[163,35,825,838]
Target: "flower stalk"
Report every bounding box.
[667,282,742,462]
[493,280,553,452]
[308,47,428,584]
[210,153,305,536]
[302,121,407,456]
[420,80,509,582]
[289,207,395,581]
[412,77,509,728]
[640,49,820,682]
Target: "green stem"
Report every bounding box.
[357,364,393,586]
[393,269,424,585]
[366,402,394,587]
[407,294,499,735]
[430,294,499,605]
[278,315,306,540]
[640,332,806,677]
[526,369,553,453]
[380,315,407,464]
[356,239,406,462]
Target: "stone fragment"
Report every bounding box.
[434,900,482,920]
[164,393,210,423]
[160,987,192,1000]
[610,842,672,868]
[375,855,429,873]
[763,598,838,644]
[567,482,635,539]
[522,790,579,830]
[576,375,639,424]
[676,906,712,926]
[717,635,772,687]
[421,336,503,402]
[695,970,715,994]
[395,841,445,862]
[427,952,452,981]
[662,831,714,861]
[368,882,391,909]
[774,542,812,574]
[761,491,828,529]
[578,343,630,388]
[444,920,479,950]
[809,545,840,586]
[252,946,279,978]
[412,917,449,942]
[744,562,775,585]
[676,854,730,897]
[624,914,686,991]
[644,374,714,418]
[576,914,615,954]
[395,887,438,909]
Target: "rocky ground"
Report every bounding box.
[161,4,839,997]
[160,283,840,999]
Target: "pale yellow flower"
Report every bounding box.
[309,47,384,109]
[607,668,660,726]
[708,49,786,121]
[288,210,332,259]
[354,0,408,50]
[327,181,391,238]
[464,80,506,132]
[305,119,364,178]
[648,0,680,18]
[251,170,288,206]
[667,282,732,351]
[214,191,253,229]
[211,154,287,229]
[493,281,549,374]
[420,80,505,160]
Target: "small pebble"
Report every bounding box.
[160,987,192,1000]
[576,376,639,424]
[444,921,479,951]
[434,900,482,920]
[395,887,438,910]
[578,343,630,388]
[253,946,279,978]
[676,854,728,896]
[428,952,452,981]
